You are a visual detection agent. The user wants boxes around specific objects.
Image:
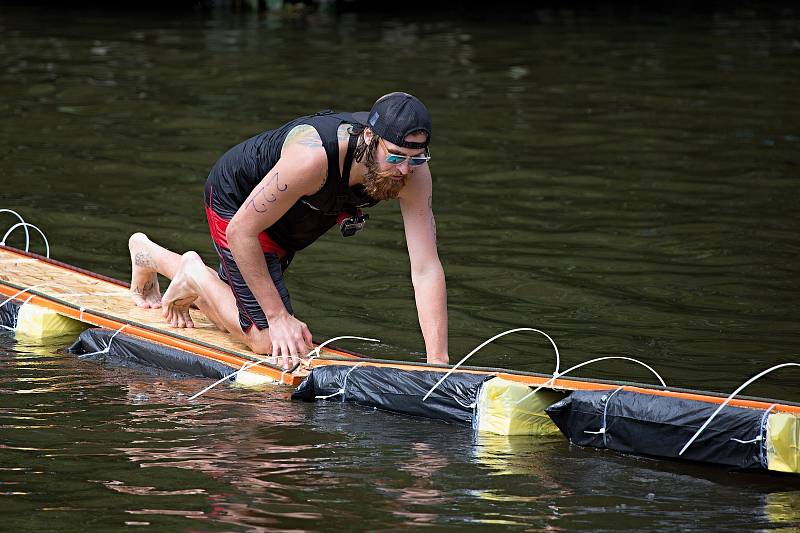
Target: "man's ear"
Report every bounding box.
[364,128,373,144]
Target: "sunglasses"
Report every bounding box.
[378,137,431,167]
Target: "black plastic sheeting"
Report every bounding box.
[546,389,767,469]
[0,300,20,329]
[292,365,491,424]
[67,327,237,380]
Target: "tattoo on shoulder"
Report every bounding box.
[297,135,323,148]
[284,124,322,149]
[245,171,288,213]
[337,124,351,142]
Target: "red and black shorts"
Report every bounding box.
[204,186,294,333]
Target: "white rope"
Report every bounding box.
[422,328,562,402]
[0,283,55,310]
[679,362,800,456]
[0,282,85,319]
[0,293,31,332]
[187,335,381,401]
[515,356,667,406]
[55,291,129,298]
[305,335,381,363]
[315,362,366,400]
[1,222,50,258]
[77,324,129,358]
[0,209,30,252]
[585,387,624,447]
[731,403,778,446]
[731,436,762,444]
[758,404,778,468]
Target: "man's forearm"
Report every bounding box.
[412,267,448,363]
[228,231,287,320]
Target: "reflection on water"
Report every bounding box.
[763,491,800,531]
[2,2,799,530]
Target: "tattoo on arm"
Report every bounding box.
[245,172,288,213]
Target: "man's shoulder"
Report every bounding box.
[282,124,323,151]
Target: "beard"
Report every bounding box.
[362,157,407,200]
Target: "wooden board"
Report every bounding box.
[2,244,799,415]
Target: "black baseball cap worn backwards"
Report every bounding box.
[355,92,432,150]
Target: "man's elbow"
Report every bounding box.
[411,260,445,284]
[225,220,238,246]
[226,218,248,250]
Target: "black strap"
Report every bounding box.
[328,129,359,216]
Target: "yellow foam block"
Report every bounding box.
[476,377,565,435]
[766,412,799,474]
[15,303,88,341]
[234,370,276,388]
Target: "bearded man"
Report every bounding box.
[127,92,449,368]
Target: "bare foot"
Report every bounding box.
[129,232,162,309]
[161,251,204,328]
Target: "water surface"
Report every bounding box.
[1,4,799,530]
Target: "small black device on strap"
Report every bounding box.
[340,210,369,237]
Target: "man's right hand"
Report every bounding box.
[267,311,313,369]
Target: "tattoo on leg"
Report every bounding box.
[132,280,154,295]
[134,251,156,269]
[431,216,437,243]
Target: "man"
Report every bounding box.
[128,92,448,369]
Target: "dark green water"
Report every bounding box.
[2,4,799,531]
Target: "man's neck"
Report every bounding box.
[348,159,366,187]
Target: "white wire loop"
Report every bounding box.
[0,209,30,251]
[1,222,50,258]
[187,335,381,401]
[305,335,381,363]
[78,324,129,358]
[315,362,365,400]
[515,355,667,407]
[582,386,624,447]
[679,362,799,456]
[0,282,85,319]
[422,328,562,402]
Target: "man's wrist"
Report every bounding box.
[265,308,290,321]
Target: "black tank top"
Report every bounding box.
[205,111,378,252]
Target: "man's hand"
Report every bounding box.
[268,311,313,369]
